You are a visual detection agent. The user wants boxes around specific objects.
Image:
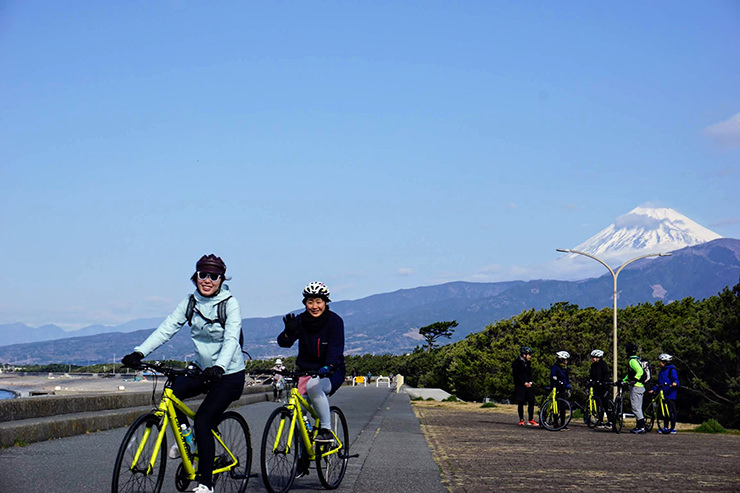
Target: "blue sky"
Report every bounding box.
[2,1,739,329]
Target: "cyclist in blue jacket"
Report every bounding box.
[550,351,571,429]
[649,353,680,434]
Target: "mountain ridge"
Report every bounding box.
[2,238,738,365]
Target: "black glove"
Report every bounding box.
[202,366,225,380]
[283,313,299,337]
[121,351,144,369]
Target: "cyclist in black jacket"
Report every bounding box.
[278,281,346,445]
[512,346,537,426]
[589,349,610,401]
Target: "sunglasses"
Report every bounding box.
[197,271,222,281]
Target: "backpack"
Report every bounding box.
[638,357,652,383]
[185,295,247,354]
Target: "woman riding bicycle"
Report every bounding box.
[121,254,245,493]
[278,281,346,447]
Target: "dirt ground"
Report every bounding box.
[412,401,740,492]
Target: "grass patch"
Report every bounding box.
[442,394,459,402]
[693,419,727,434]
[480,402,497,409]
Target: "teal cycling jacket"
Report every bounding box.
[135,285,245,375]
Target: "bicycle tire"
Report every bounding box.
[612,397,624,434]
[539,398,571,431]
[643,398,656,432]
[112,413,167,493]
[260,406,298,493]
[316,406,349,489]
[585,396,603,428]
[657,399,672,432]
[213,411,252,493]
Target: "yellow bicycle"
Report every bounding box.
[111,361,252,493]
[539,385,572,431]
[644,385,673,432]
[259,370,355,493]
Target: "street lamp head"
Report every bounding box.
[556,248,571,253]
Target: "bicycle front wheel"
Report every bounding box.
[612,397,624,434]
[316,406,349,490]
[540,398,571,431]
[112,413,167,493]
[657,400,672,431]
[585,397,603,428]
[260,407,298,493]
[213,411,252,493]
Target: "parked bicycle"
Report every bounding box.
[259,369,357,493]
[604,381,628,434]
[539,386,572,431]
[112,361,252,493]
[575,381,605,429]
[644,384,673,433]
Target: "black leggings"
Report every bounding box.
[515,387,535,421]
[172,370,245,487]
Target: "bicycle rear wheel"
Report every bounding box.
[260,407,298,493]
[213,411,252,493]
[612,397,624,434]
[539,398,571,431]
[643,399,656,432]
[316,406,349,489]
[112,413,167,493]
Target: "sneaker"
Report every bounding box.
[314,428,335,444]
[518,419,525,426]
[295,466,310,479]
[192,484,214,493]
[670,429,677,434]
[527,419,537,426]
[169,444,179,459]
[630,428,646,434]
[657,428,665,434]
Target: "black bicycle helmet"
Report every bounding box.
[625,343,638,356]
[196,254,227,275]
[520,346,533,355]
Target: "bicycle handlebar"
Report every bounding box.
[248,368,333,378]
[126,361,204,380]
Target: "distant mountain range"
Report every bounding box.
[2,238,739,365]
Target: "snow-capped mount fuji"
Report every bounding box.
[557,207,722,277]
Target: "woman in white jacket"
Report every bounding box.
[121,254,245,493]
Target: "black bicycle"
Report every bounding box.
[604,381,628,434]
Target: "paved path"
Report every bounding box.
[0,385,446,492]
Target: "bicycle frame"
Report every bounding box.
[129,381,239,481]
[546,387,559,415]
[271,386,343,462]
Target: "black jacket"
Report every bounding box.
[277,309,346,393]
[512,356,532,388]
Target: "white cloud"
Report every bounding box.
[396,267,414,276]
[704,112,740,148]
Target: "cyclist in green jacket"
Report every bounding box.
[622,342,646,434]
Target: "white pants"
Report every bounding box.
[306,376,332,430]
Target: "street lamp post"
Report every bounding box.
[556,249,672,396]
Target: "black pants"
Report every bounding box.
[666,398,678,430]
[172,370,245,487]
[514,386,535,420]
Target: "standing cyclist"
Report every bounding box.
[121,254,246,493]
[649,353,680,434]
[512,346,537,426]
[278,282,346,476]
[622,342,646,434]
[589,349,610,427]
[550,351,571,430]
